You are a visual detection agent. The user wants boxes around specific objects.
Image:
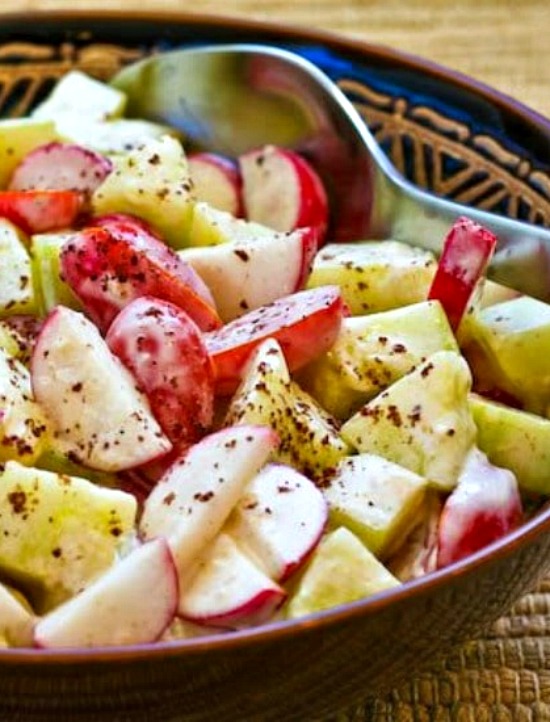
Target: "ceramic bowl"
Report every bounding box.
[1,10,550,722]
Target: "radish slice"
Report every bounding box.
[0,190,81,234]
[205,285,346,395]
[428,216,497,331]
[239,145,329,244]
[106,296,215,448]
[60,222,221,333]
[228,462,328,582]
[31,305,172,472]
[188,152,243,217]
[179,226,318,322]
[9,142,112,199]
[34,539,179,648]
[179,533,286,629]
[140,425,280,577]
[437,447,523,568]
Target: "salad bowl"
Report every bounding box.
[1,10,550,722]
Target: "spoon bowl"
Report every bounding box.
[113,43,550,300]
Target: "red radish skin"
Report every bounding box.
[135,446,187,487]
[119,446,192,502]
[91,217,217,309]
[178,533,286,629]
[140,425,281,583]
[180,225,318,322]
[31,305,172,472]
[9,142,112,200]
[91,212,163,239]
[106,296,215,448]
[34,538,179,648]
[229,462,328,582]
[182,586,286,630]
[60,222,221,333]
[437,448,523,568]
[291,151,329,242]
[0,190,81,234]
[428,216,497,331]
[205,285,347,395]
[239,145,329,244]
[118,469,154,507]
[294,226,320,289]
[188,152,243,217]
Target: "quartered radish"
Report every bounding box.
[227,463,328,582]
[8,142,112,200]
[140,425,279,578]
[179,226,318,322]
[239,145,329,244]
[179,533,286,629]
[31,305,172,471]
[0,190,81,234]
[437,447,523,568]
[428,216,497,331]
[205,285,346,395]
[60,221,221,333]
[34,538,178,648]
[188,152,243,217]
[106,296,215,448]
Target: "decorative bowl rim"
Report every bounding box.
[2,8,550,134]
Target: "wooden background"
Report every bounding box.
[4,0,550,120]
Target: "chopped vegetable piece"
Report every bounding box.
[428,216,497,331]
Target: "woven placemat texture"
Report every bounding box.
[330,578,550,721]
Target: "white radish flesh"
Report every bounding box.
[9,142,112,198]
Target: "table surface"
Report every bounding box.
[2,2,550,721]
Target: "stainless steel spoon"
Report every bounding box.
[112,44,550,300]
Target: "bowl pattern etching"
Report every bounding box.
[1,15,550,722]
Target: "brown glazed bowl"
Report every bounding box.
[2,10,550,722]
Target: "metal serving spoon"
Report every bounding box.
[112,44,550,300]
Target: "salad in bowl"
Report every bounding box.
[0,63,549,652]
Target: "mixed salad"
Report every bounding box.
[0,67,548,649]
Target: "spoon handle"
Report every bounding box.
[339,87,550,301]
[382,172,550,301]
